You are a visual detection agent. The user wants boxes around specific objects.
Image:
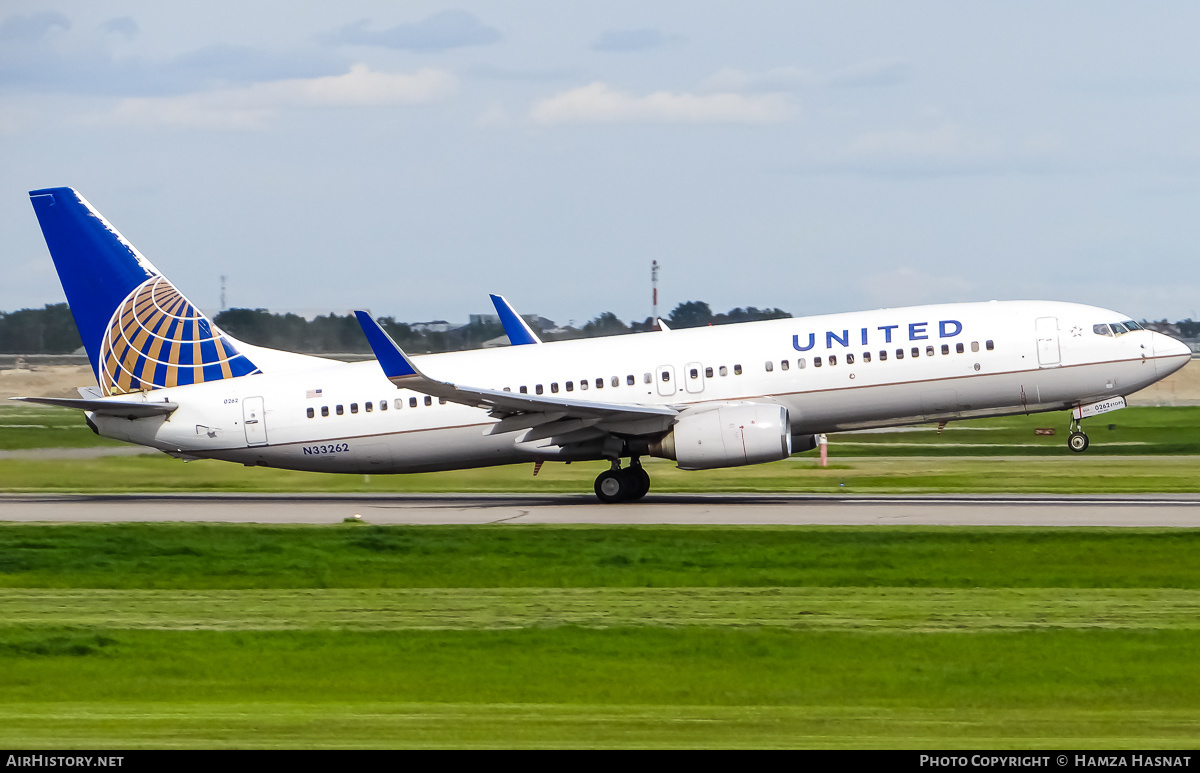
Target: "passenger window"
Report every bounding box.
[551,383,559,393]
[350,403,358,414]
[926,346,934,357]
[797,359,806,369]
[814,357,822,368]
[580,380,588,390]
[424,396,432,406]
[986,340,995,351]
[596,378,604,389]
[410,397,418,408]
[879,350,887,361]
[734,364,743,375]
[536,384,543,395]
[971,342,979,352]
[566,381,574,392]
[719,366,728,376]
[503,387,511,392]
[863,352,871,363]
[611,376,619,387]
[336,405,344,415]
[627,375,635,385]
[764,361,774,372]
[365,402,372,413]
[956,343,964,354]
[644,373,652,384]
[519,386,528,394]
[661,371,670,382]
[911,347,920,358]
[705,367,713,378]
[439,397,446,405]
[941,344,950,355]
[321,406,329,417]
[896,349,904,360]
[380,400,388,411]
[395,398,403,410]
[846,353,854,365]
[780,360,789,371]
[307,407,314,419]
[829,355,837,366]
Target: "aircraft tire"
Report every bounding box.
[627,467,651,501]
[1068,431,1089,453]
[595,469,629,503]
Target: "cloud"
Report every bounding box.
[324,10,501,52]
[702,60,909,92]
[100,17,138,39]
[0,11,69,42]
[591,28,683,52]
[92,65,458,130]
[530,82,794,125]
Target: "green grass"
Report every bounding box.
[4,453,1200,493]
[4,524,1200,589]
[2,524,1200,747]
[0,406,125,450]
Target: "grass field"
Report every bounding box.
[3,405,1200,747]
[2,524,1200,748]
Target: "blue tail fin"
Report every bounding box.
[29,187,258,396]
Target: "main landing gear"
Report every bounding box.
[594,458,651,503]
[1067,416,1089,453]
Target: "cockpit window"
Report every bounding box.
[1093,324,1112,337]
[1110,322,1129,335]
[1123,320,1143,331]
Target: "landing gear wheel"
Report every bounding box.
[595,469,629,503]
[626,466,651,501]
[1068,431,1089,453]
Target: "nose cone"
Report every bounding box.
[1153,332,1193,376]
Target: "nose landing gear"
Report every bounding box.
[1067,417,1089,453]
[594,458,651,503]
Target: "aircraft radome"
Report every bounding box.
[17,187,1193,502]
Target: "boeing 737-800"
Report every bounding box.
[18,187,1193,502]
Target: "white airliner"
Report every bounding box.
[19,187,1193,502]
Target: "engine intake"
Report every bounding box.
[649,403,792,470]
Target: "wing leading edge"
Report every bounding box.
[353,311,677,442]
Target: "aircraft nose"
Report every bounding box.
[1152,332,1193,375]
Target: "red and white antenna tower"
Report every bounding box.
[651,260,659,330]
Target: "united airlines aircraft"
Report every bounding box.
[18,187,1193,502]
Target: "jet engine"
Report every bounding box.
[649,403,793,470]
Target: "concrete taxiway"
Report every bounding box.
[2,493,1200,527]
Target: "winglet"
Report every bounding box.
[489,294,542,345]
[353,311,421,381]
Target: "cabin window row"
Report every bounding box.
[769,340,994,370]
[306,395,447,418]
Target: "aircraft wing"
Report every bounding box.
[354,311,676,438]
[11,396,178,419]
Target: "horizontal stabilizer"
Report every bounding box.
[11,396,177,419]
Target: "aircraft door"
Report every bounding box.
[656,365,676,396]
[242,396,268,445]
[684,362,706,394]
[1035,317,1061,367]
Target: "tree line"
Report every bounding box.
[6,301,1195,355]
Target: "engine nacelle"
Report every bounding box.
[649,403,792,470]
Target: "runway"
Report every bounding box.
[3,493,1200,526]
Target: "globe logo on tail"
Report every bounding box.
[98,276,258,396]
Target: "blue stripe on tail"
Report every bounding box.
[29,187,257,395]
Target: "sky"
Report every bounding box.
[2,2,1199,326]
